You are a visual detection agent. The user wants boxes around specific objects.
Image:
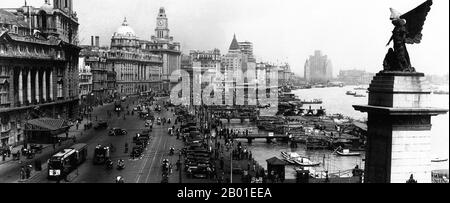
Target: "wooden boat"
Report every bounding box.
[336,149,361,156]
[293,157,321,167]
[301,99,323,104]
[431,158,448,162]
[280,152,297,165]
[346,91,356,96]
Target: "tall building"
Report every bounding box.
[220,34,259,106]
[304,50,333,84]
[109,18,163,96]
[141,7,181,92]
[0,0,80,146]
[238,41,255,62]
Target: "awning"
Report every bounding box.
[352,121,368,131]
[25,117,70,134]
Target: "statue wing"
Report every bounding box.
[401,0,433,44]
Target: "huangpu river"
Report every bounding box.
[224,85,449,179]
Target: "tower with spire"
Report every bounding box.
[229,34,241,53]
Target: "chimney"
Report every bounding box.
[95,36,100,47]
[91,36,94,46]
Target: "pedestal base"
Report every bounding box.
[354,72,448,183]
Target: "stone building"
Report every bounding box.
[109,18,163,96]
[79,45,110,105]
[78,56,92,102]
[141,7,181,92]
[0,0,80,146]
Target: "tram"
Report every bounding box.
[47,143,88,180]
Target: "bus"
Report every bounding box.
[47,143,88,180]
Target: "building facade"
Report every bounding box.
[304,50,333,84]
[141,7,181,92]
[78,57,92,101]
[109,18,163,96]
[0,0,80,146]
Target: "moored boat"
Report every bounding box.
[431,158,448,162]
[346,91,356,96]
[293,157,321,167]
[335,148,361,156]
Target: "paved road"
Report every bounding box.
[27,97,184,183]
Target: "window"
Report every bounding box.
[57,80,63,98]
[0,44,7,54]
[0,82,9,105]
[0,122,11,132]
[0,66,8,76]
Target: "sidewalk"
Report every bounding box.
[0,102,112,183]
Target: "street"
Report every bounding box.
[24,96,184,183]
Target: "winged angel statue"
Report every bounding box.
[383,0,433,72]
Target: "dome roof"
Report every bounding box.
[39,0,53,13]
[114,18,136,38]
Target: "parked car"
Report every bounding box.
[108,128,127,136]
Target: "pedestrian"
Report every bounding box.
[76,121,79,130]
[20,166,26,180]
[25,166,31,179]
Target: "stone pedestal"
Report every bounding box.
[354,72,448,183]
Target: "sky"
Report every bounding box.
[2,0,449,77]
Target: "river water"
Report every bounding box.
[223,85,449,179]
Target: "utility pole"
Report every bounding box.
[230,149,233,183]
[179,152,182,183]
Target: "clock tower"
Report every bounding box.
[155,7,169,39]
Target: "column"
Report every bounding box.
[50,70,53,100]
[35,70,40,103]
[27,69,31,103]
[18,69,23,104]
[43,70,47,101]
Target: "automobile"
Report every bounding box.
[186,166,208,179]
[145,120,153,127]
[94,121,108,130]
[108,128,127,136]
[156,118,162,125]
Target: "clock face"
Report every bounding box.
[158,20,164,26]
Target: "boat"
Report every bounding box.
[433,90,449,95]
[301,99,323,104]
[313,84,326,88]
[354,86,368,90]
[354,94,366,98]
[293,157,321,167]
[346,91,356,96]
[431,158,448,162]
[280,152,298,165]
[335,148,361,156]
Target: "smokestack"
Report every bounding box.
[91,36,94,46]
[95,36,100,47]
